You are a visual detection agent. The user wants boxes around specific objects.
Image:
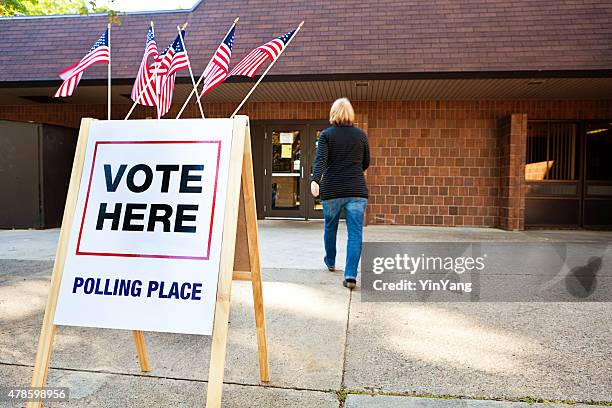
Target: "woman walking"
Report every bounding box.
[311,98,370,289]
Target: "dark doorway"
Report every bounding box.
[582,121,612,228]
[0,120,77,229]
[525,120,612,228]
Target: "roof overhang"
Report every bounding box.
[1,71,611,106]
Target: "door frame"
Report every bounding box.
[525,120,583,228]
[251,120,329,220]
[266,124,307,218]
[305,122,329,219]
[525,118,612,229]
[581,119,612,229]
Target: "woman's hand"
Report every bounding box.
[310,181,319,197]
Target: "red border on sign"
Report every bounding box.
[75,140,223,260]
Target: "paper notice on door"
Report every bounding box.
[281,144,292,158]
[280,132,294,144]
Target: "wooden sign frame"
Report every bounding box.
[28,116,269,408]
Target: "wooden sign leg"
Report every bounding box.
[27,119,93,408]
[131,330,150,372]
[241,128,270,382]
[205,117,247,408]
[28,324,57,408]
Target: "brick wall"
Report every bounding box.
[365,101,499,227]
[360,100,612,228]
[499,114,527,230]
[1,99,611,229]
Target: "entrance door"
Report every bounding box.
[525,121,581,227]
[582,121,612,228]
[259,121,329,219]
[305,126,327,219]
[266,125,307,218]
[525,120,612,228]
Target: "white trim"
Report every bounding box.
[271,173,300,177]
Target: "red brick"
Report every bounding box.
[1,100,611,230]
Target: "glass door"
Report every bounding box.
[306,126,326,219]
[582,121,612,228]
[525,119,612,228]
[266,126,306,218]
[525,121,581,227]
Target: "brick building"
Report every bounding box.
[1,0,611,229]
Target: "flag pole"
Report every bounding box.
[107,23,111,120]
[177,22,205,119]
[176,17,239,119]
[151,21,161,118]
[230,21,304,118]
[125,21,162,120]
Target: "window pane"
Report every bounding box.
[526,183,577,196]
[311,130,323,212]
[585,122,612,181]
[526,122,578,181]
[271,131,301,210]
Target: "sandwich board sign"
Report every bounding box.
[29,116,269,408]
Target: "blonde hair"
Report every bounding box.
[329,97,355,125]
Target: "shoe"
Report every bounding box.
[327,265,336,272]
[343,279,356,289]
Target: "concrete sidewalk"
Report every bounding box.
[0,222,610,407]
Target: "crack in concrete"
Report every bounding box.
[0,361,336,396]
[338,288,354,408]
[2,361,611,406]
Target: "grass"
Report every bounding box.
[336,388,348,403]
[335,388,612,406]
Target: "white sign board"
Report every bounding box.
[279,132,294,144]
[54,119,234,335]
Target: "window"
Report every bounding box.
[526,122,578,181]
[585,122,612,181]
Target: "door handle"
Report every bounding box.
[301,166,304,179]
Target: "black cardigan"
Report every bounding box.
[311,124,370,200]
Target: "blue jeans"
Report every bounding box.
[322,197,368,280]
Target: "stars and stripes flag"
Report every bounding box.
[198,25,235,97]
[131,26,158,106]
[228,29,296,78]
[158,30,189,75]
[154,30,189,117]
[54,29,110,98]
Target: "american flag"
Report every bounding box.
[131,26,158,106]
[54,29,110,98]
[228,29,295,78]
[199,26,235,97]
[155,31,189,117]
[158,31,189,76]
